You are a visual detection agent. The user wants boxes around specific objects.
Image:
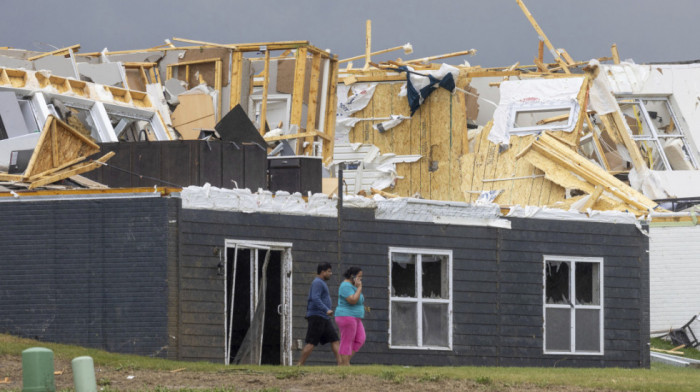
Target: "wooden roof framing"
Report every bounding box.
[0,116,114,190]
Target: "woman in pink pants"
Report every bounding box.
[335,266,365,366]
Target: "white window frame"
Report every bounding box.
[543,255,604,356]
[508,99,580,135]
[388,247,453,351]
[616,96,698,170]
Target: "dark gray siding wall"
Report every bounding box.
[0,197,171,357]
[500,217,649,368]
[177,208,338,362]
[178,207,648,368]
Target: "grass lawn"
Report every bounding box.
[1,334,699,391]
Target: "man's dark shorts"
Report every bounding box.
[305,316,339,345]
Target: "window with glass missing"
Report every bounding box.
[389,248,452,350]
[617,97,697,170]
[544,256,603,355]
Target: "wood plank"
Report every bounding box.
[364,19,372,70]
[259,49,270,135]
[321,59,339,165]
[27,44,81,61]
[304,52,322,155]
[28,152,115,190]
[580,185,605,212]
[229,51,243,109]
[611,44,620,64]
[405,49,476,64]
[291,47,308,154]
[516,0,561,62]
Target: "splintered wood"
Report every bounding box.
[517,132,658,215]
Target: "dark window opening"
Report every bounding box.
[546,261,570,304]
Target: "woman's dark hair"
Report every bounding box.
[317,262,332,274]
[343,266,362,279]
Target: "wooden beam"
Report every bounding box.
[364,19,372,70]
[608,112,647,171]
[534,57,549,73]
[28,44,81,61]
[322,59,339,165]
[538,40,544,63]
[339,43,412,64]
[585,114,611,170]
[259,49,271,135]
[405,49,477,64]
[558,48,575,66]
[371,187,400,198]
[611,43,620,64]
[263,131,317,142]
[537,113,570,125]
[291,47,308,154]
[304,52,323,155]
[516,0,561,62]
[28,152,115,190]
[580,185,605,212]
[517,132,657,213]
[230,51,243,110]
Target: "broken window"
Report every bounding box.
[617,97,697,170]
[46,96,102,141]
[544,256,603,355]
[508,101,580,135]
[389,248,452,350]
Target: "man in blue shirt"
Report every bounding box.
[298,262,341,365]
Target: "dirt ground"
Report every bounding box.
[0,355,614,391]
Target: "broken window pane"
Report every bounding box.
[642,99,679,136]
[578,133,606,170]
[619,101,654,138]
[422,254,448,299]
[422,303,449,346]
[575,262,600,305]
[48,97,100,141]
[617,97,696,171]
[546,261,570,304]
[391,302,417,346]
[635,139,668,170]
[391,253,415,298]
[108,112,155,142]
[545,307,571,351]
[575,309,600,352]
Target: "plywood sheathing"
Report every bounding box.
[348,69,470,201]
[24,115,100,179]
[170,93,216,139]
[517,132,658,215]
[460,123,565,206]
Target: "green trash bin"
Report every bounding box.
[22,347,55,392]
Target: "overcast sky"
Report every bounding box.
[2,0,698,67]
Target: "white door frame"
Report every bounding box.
[224,239,293,365]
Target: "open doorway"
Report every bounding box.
[224,240,292,365]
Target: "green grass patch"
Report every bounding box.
[4,334,700,391]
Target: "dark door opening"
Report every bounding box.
[226,246,282,365]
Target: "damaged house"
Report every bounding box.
[0,187,649,367]
[0,2,688,368]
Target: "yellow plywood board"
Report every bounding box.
[24,115,100,179]
[171,93,216,139]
